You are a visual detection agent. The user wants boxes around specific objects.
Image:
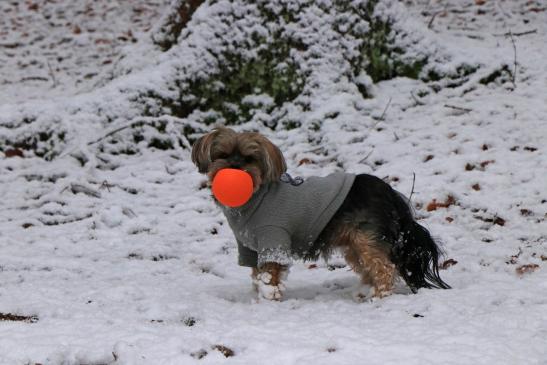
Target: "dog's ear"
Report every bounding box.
[191,127,237,173]
[191,131,216,173]
[260,137,287,182]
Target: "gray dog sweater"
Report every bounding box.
[220,172,356,267]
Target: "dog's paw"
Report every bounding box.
[253,272,285,301]
[257,282,285,301]
[352,286,392,302]
[351,286,372,302]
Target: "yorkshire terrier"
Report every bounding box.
[191,127,450,301]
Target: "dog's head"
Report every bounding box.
[191,127,286,191]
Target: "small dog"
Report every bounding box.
[192,127,450,300]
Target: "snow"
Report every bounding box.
[1,0,547,364]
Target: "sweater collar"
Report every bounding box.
[219,183,270,224]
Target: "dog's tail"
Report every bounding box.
[390,195,451,292]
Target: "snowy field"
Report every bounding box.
[1,0,546,364]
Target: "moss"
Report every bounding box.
[282,120,301,130]
[185,40,305,126]
[422,63,480,90]
[426,69,442,82]
[362,19,428,83]
[332,0,427,97]
[309,121,322,132]
[148,138,174,150]
[5,129,66,160]
[147,0,448,129]
[133,133,145,144]
[479,65,511,85]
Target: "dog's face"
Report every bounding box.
[191,127,287,191]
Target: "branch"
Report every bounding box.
[444,104,472,113]
[47,60,58,88]
[87,121,147,145]
[408,172,416,203]
[151,0,206,51]
[379,97,392,121]
[494,29,537,37]
[507,30,518,88]
[70,183,101,198]
[427,10,444,29]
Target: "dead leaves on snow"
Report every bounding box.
[4,148,24,158]
[473,213,506,227]
[426,195,456,212]
[440,259,458,270]
[506,247,544,277]
[516,264,540,276]
[191,345,235,359]
[465,160,495,171]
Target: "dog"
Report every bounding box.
[191,127,450,301]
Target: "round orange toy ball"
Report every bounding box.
[212,168,254,208]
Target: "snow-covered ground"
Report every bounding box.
[0,0,169,103]
[1,1,546,364]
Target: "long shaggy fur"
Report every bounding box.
[192,127,450,299]
[192,127,286,191]
[318,174,450,292]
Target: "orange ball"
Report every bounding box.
[212,168,254,207]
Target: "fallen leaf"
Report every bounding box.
[480,160,495,168]
[516,264,539,276]
[212,345,235,358]
[440,259,458,269]
[5,148,24,158]
[427,195,456,212]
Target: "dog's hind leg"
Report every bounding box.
[343,231,396,299]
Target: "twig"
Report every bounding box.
[70,183,101,198]
[408,172,416,203]
[378,97,392,121]
[20,76,49,82]
[508,30,517,88]
[444,104,472,113]
[427,10,443,29]
[305,145,327,154]
[88,117,193,147]
[100,180,115,192]
[88,119,155,145]
[358,149,374,164]
[494,0,511,19]
[410,91,426,106]
[494,29,537,37]
[88,125,133,145]
[47,60,58,88]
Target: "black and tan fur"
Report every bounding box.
[192,127,449,300]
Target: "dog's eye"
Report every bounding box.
[244,156,254,163]
[216,153,229,160]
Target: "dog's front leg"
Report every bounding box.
[251,262,289,301]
